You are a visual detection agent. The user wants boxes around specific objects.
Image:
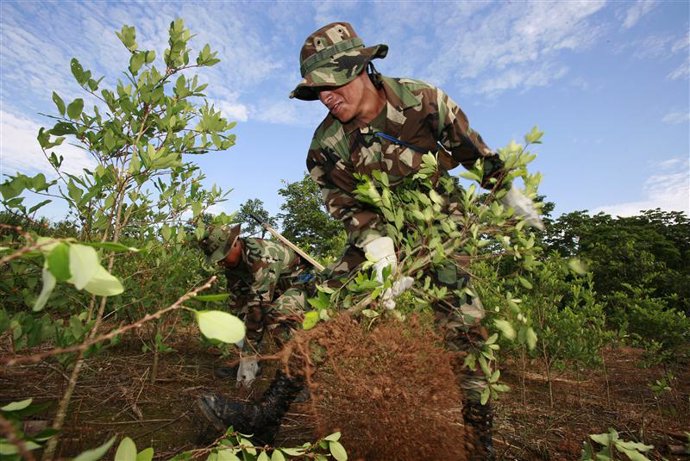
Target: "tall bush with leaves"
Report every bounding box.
[278,173,346,261]
[508,256,608,407]
[0,19,246,458]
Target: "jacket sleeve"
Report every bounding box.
[433,88,506,188]
[306,139,385,249]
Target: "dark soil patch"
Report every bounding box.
[2,319,688,460]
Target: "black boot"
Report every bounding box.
[197,370,304,445]
[213,365,238,379]
[463,398,495,461]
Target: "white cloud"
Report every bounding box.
[593,157,690,216]
[476,62,569,97]
[668,60,690,80]
[252,100,326,126]
[622,0,658,29]
[422,0,605,95]
[662,111,690,125]
[0,110,95,178]
[217,101,249,123]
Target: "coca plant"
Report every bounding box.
[0,19,245,459]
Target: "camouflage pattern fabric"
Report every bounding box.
[306,75,507,401]
[307,75,505,251]
[224,237,311,350]
[290,22,388,101]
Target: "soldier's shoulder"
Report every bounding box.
[243,237,266,253]
[311,114,344,147]
[385,76,438,95]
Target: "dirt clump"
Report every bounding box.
[286,312,467,461]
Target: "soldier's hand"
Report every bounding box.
[381,276,414,310]
[237,356,260,388]
[364,236,397,283]
[500,185,544,231]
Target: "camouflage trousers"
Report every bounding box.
[330,244,490,403]
[240,287,310,353]
[434,298,489,405]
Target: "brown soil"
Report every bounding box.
[1,315,688,460]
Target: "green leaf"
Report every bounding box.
[568,258,587,275]
[29,199,52,214]
[324,432,341,442]
[329,441,348,461]
[239,438,256,455]
[195,310,245,343]
[216,450,240,461]
[34,266,56,312]
[47,243,71,282]
[494,319,516,341]
[83,265,124,297]
[524,126,544,144]
[52,91,65,116]
[459,170,481,183]
[616,440,653,452]
[278,448,306,456]
[590,432,612,446]
[144,50,156,64]
[492,383,510,393]
[82,242,140,253]
[0,440,40,455]
[36,236,60,255]
[115,437,137,461]
[67,98,84,120]
[480,387,491,405]
[270,450,286,461]
[518,276,533,289]
[617,449,651,461]
[70,58,85,83]
[116,25,138,52]
[1,398,33,412]
[68,244,99,290]
[73,436,117,461]
[129,52,146,74]
[257,452,269,461]
[302,310,320,330]
[526,327,538,350]
[136,447,154,461]
[360,309,379,319]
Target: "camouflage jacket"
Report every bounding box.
[224,237,304,310]
[306,76,505,249]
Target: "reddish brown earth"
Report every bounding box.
[1,315,688,460]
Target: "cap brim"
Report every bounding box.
[205,248,225,266]
[204,232,240,266]
[290,44,388,101]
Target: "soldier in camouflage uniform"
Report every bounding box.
[291,22,505,459]
[197,224,319,443]
[198,225,311,386]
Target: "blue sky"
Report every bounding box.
[1,0,688,223]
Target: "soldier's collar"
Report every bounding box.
[380,76,421,111]
[341,76,421,135]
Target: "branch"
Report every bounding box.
[0,414,36,461]
[1,276,217,366]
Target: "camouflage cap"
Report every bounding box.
[290,22,388,101]
[198,224,241,266]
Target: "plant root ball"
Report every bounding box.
[292,312,467,461]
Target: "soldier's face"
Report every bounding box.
[317,72,368,123]
[221,239,242,268]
